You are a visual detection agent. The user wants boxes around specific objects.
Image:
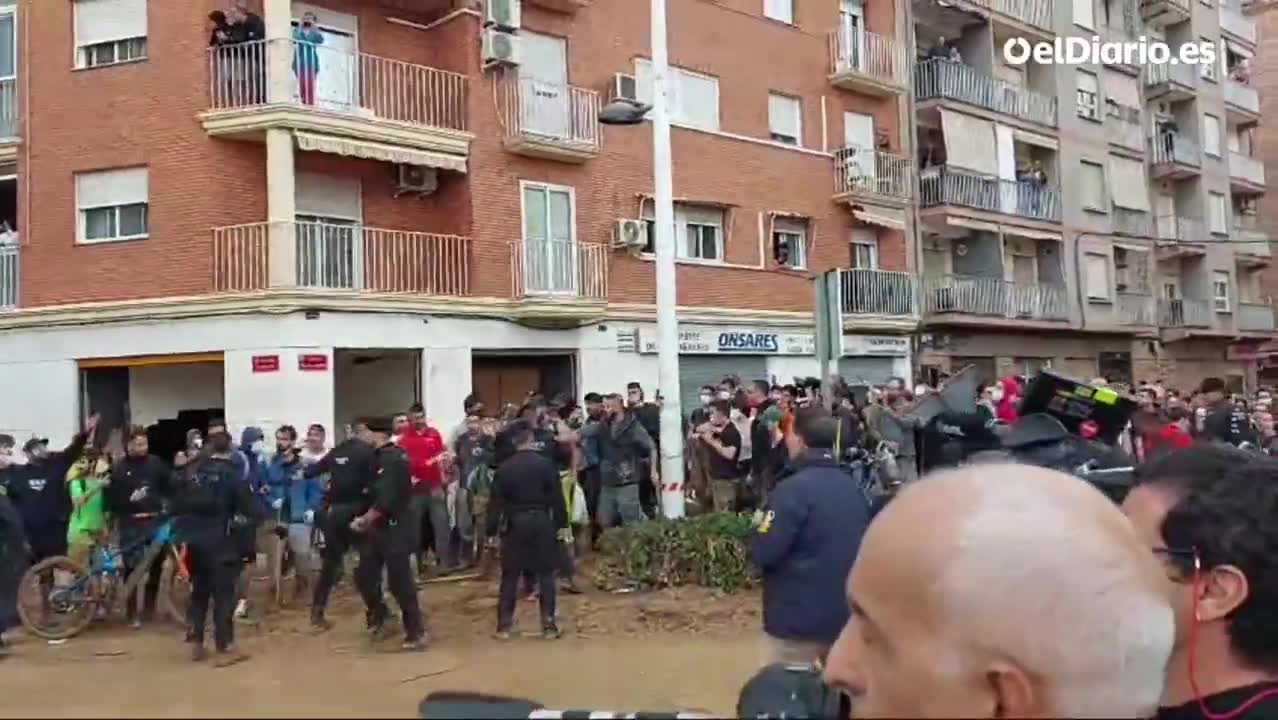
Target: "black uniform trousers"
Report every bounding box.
[353,522,423,640]
[310,502,360,617]
[185,543,239,651]
[498,508,558,631]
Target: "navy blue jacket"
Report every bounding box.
[749,449,870,645]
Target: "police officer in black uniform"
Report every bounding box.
[171,431,259,664]
[304,424,376,631]
[487,422,568,640]
[349,416,426,651]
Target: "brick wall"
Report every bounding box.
[1253,11,1278,306]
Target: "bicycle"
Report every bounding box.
[17,513,191,640]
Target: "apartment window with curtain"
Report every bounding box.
[771,217,807,269]
[75,167,149,244]
[642,201,726,262]
[851,231,878,268]
[296,172,363,289]
[1203,114,1221,157]
[763,0,795,24]
[1212,270,1231,312]
[74,0,148,69]
[1080,160,1107,211]
[1208,191,1228,234]
[1084,252,1111,301]
[1076,71,1100,121]
[635,60,720,131]
[768,93,802,145]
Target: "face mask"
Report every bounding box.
[251,440,265,455]
[191,436,204,450]
[699,394,713,405]
[717,391,731,401]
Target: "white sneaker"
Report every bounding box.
[234,599,249,619]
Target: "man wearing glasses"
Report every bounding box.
[1124,445,1278,719]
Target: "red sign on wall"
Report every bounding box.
[252,355,280,373]
[298,354,329,372]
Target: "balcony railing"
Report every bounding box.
[1150,133,1201,168]
[1154,215,1206,243]
[919,166,1062,222]
[1118,293,1158,325]
[829,28,909,87]
[1238,303,1275,332]
[1158,298,1213,328]
[839,268,918,317]
[835,146,913,200]
[915,59,1058,127]
[1219,2,1256,43]
[962,0,1053,30]
[511,239,608,300]
[207,39,468,132]
[212,221,470,295]
[923,274,1069,321]
[1234,216,1271,255]
[1106,102,1143,152]
[1145,61,1196,89]
[1115,207,1154,237]
[1229,152,1266,186]
[0,78,17,139]
[500,76,601,153]
[0,243,15,310]
[1224,81,1260,115]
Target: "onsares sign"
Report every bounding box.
[639,327,815,355]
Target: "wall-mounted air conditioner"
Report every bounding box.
[482,27,521,67]
[486,0,522,30]
[612,73,637,102]
[613,218,649,251]
[394,164,439,197]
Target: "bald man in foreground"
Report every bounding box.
[822,464,1175,718]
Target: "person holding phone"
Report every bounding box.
[292,11,324,106]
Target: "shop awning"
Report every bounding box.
[77,352,224,369]
[1109,155,1151,211]
[1002,226,1062,241]
[294,131,468,174]
[946,216,999,233]
[1011,128,1058,150]
[940,109,998,176]
[854,206,906,230]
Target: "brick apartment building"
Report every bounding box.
[0,0,917,446]
[1252,4,1278,384]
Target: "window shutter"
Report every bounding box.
[1102,70,1140,108]
[76,167,148,209]
[295,172,362,220]
[1203,114,1221,156]
[1108,156,1151,211]
[677,70,718,130]
[1085,253,1109,299]
[1208,193,1227,233]
[75,0,148,47]
[768,93,800,141]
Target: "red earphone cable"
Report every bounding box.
[1189,554,1278,720]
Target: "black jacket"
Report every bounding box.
[106,454,170,521]
[486,449,567,536]
[369,443,413,526]
[229,12,265,44]
[1201,403,1256,446]
[306,438,375,506]
[633,403,661,451]
[172,456,259,552]
[750,400,779,479]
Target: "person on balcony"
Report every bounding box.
[227,2,266,105]
[292,12,324,107]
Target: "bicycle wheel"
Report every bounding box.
[16,556,96,640]
[159,547,192,627]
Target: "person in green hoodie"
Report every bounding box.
[66,449,112,569]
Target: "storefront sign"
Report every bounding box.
[639,327,815,355]
[298,354,329,372]
[841,334,911,357]
[251,355,280,373]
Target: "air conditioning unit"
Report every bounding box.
[394,164,439,197]
[612,72,637,101]
[613,218,649,250]
[482,27,521,67]
[485,0,522,30]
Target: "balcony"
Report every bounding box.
[915,60,1058,128]
[1144,62,1196,103]
[1229,152,1266,194]
[1154,215,1209,257]
[211,221,470,296]
[834,146,913,205]
[1106,103,1144,153]
[958,0,1053,31]
[923,274,1069,322]
[510,238,609,324]
[1219,2,1257,46]
[1158,298,1213,328]
[838,269,919,323]
[1234,216,1271,265]
[1237,302,1276,333]
[1140,0,1190,27]
[919,166,1062,223]
[202,40,471,169]
[1118,293,1158,326]
[828,28,910,96]
[1223,81,1261,126]
[1150,133,1201,180]
[0,77,17,160]
[0,242,14,310]
[1114,207,1154,238]
[499,76,601,163]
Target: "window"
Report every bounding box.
[768,93,802,146]
[1213,270,1231,312]
[1208,191,1228,234]
[764,0,794,24]
[75,167,148,243]
[1084,252,1111,301]
[1203,113,1221,157]
[772,217,807,269]
[1073,0,1095,29]
[1114,247,1150,293]
[1201,39,1218,81]
[635,60,720,131]
[295,172,362,289]
[642,202,726,262]
[851,231,878,268]
[521,182,578,294]
[1080,160,1107,211]
[74,0,148,69]
[1076,71,1100,121]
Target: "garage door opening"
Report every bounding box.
[471,353,575,412]
[334,349,421,437]
[79,354,225,465]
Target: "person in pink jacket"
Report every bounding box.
[995,376,1022,424]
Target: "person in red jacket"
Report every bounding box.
[1133,409,1193,462]
[398,403,452,576]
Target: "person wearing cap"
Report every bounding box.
[349,415,427,651]
[6,417,96,568]
[1198,377,1255,447]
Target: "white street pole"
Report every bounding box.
[650,0,684,519]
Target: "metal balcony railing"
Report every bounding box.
[511,239,608,300]
[1150,133,1201,168]
[1234,216,1271,255]
[1238,303,1275,332]
[0,242,15,310]
[0,78,17,139]
[829,28,909,87]
[212,222,470,295]
[1224,81,1260,115]
[839,268,918,317]
[1154,215,1207,243]
[500,76,601,151]
[1229,152,1266,186]
[207,39,468,132]
[915,59,1058,127]
[1219,2,1256,43]
[962,0,1053,30]
[1114,207,1154,237]
[1158,298,1213,327]
[1117,293,1157,325]
[1145,61,1196,89]
[923,274,1069,320]
[835,146,913,200]
[919,166,1062,222]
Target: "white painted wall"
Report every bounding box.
[765,356,823,385]
[579,346,657,399]
[423,347,471,435]
[334,350,419,433]
[223,347,335,442]
[0,359,78,446]
[129,363,225,427]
